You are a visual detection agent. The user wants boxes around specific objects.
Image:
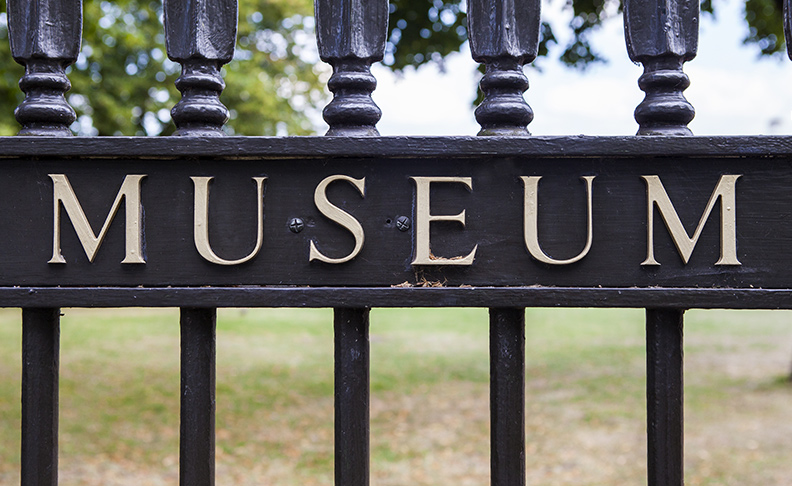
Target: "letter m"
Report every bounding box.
[642,174,741,266]
[49,174,146,264]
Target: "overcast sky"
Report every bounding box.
[360,0,792,137]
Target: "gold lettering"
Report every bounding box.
[522,176,595,265]
[309,175,366,264]
[49,174,146,264]
[411,176,477,265]
[642,174,741,266]
[192,176,267,265]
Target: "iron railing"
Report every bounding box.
[3,0,791,484]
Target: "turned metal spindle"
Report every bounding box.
[7,0,82,136]
[164,0,238,136]
[315,0,388,136]
[784,0,792,61]
[624,0,699,136]
[468,0,541,136]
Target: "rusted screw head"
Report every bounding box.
[289,218,304,233]
[396,216,411,232]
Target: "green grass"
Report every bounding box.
[0,307,791,484]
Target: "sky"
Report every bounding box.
[363,0,792,137]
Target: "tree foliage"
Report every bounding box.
[743,0,784,55]
[0,0,786,136]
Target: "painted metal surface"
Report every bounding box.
[489,308,526,486]
[334,308,370,486]
[468,0,540,135]
[164,0,238,136]
[179,308,217,486]
[21,308,60,486]
[624,0,698,136]
[646,309,684,486]
[315,0,388,136]
[7,0,81,136]
[0,144,782,290]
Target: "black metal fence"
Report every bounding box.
[5,0,792,484]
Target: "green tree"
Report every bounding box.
[0,0,785,136]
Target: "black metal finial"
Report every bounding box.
[164,0,238,136]
[624,0,698,136]
[7,0,82,136]
[315,0,388,136]
[468,0,541,136]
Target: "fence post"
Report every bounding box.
[489,308,526,486]
[7,1,77,482]
[334,308,370,486]
[164,3,236,483]
[314,3,384,483]
[624,0,699,136]
[7,0,81,136]
[164,0,238,136]
[468,2,538,484]
[315,0,388,136]
[21,308,61,486]
[180,308,217,486]
[625,3,694,482]
[645,309,684,486]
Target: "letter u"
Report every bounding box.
[192,176,267,265]
[522,176,595,265]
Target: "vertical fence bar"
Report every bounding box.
[468,0,541,136]
[9,1,77,481]
[314,3,383,483]
[164,0,238,136]
[180,308,217,486]
[7,0,82,136]
[646,309,684,486]
[334,308,370,486]
[315,0,388,136]
[624,0,699,136]
[625,3,692,481]
[489,308,526,486]
[21,308,60,486]
[468,3,537,484]
[164,3,233,479]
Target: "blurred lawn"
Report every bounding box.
[0,307,791,485]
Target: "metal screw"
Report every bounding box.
[289,218,304,233]
[396,216,411,232]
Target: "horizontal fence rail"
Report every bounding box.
[0,141,783,289]
[2,0,791,484]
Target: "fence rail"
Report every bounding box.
[3,0,792,484]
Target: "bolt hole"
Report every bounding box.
[386,218,392,224]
